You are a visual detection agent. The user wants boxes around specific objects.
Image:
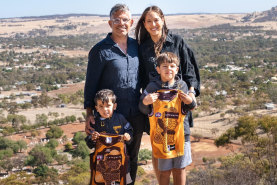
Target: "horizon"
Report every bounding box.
[0,0,276,19]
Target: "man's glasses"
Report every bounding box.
[111,18,130,24]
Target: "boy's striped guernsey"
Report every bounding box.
[149,89,186,159]
[90,134,128,185]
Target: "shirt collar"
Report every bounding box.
[103,32,131,45]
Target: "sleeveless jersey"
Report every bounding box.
[149,89,186,159]
[90,134,128,185]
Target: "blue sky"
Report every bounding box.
[1,0,276,18]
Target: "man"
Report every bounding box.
[84,4,144,184]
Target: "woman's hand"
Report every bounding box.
[142,93,159,105]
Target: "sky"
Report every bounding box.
[1,0,276,18]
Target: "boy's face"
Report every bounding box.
[95,97,117,119]
[156,62,179,83]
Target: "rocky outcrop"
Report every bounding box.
[242,6,277,22]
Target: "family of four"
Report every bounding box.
[84,4,200,185]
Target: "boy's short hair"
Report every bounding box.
[156,52,180,67]
[94,89,117,105]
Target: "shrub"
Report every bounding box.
[136,166,146,177]
[46,125,63,139]
[138,149,152,161]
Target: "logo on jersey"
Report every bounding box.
[113,126,122,134]
[97,155,103,161]
[155,112,162,117]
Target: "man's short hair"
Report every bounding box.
[94,89,117,105]
[156,52,180,67]
[109,4,130,18]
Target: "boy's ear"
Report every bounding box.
[113,103,117,110]
[95,105,98,112]
[156,66,161,74]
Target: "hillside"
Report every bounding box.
[0,13,245,38]
[242,6,277,22]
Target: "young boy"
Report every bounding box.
[139,52,196,185]
[85,89,133,185]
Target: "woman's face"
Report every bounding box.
[143,11,164,39]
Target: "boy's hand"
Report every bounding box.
[188,93,197,109]
[123,133,131,141]
[91,131,100,141]
[143,93,159,105]
[179,92,193,104]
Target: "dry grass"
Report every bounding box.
[1,13,276,39]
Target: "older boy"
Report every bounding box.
[139,52,196,185]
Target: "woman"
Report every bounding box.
[135,5,200,184]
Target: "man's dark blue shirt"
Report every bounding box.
[84,33,141,119]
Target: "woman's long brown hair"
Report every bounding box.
[135,6,169,56]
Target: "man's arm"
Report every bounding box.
[85,107,95,135]
[84,45,105,134]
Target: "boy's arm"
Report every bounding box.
[139,83,159,115]
[179,81,197,111]
[120,115,133,144]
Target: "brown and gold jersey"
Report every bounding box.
[90,134,128,185]
[149,89,186,159]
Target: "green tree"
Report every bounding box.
[39,91,51,107]
[70,115,76,123]
[72,131,86,145]
[7,102,18,114]
[55,154,68,165]
[45,139,59,149]
[33,164,58,184]
[215,115,277,184]
[46,125,63,139]
[61,158,90,184]
[73,141,90,159]
[26,145,55,167]
[65,142,73,151]
[35,114,48,127]
[0,148,13,160]
[138,149,152,162]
